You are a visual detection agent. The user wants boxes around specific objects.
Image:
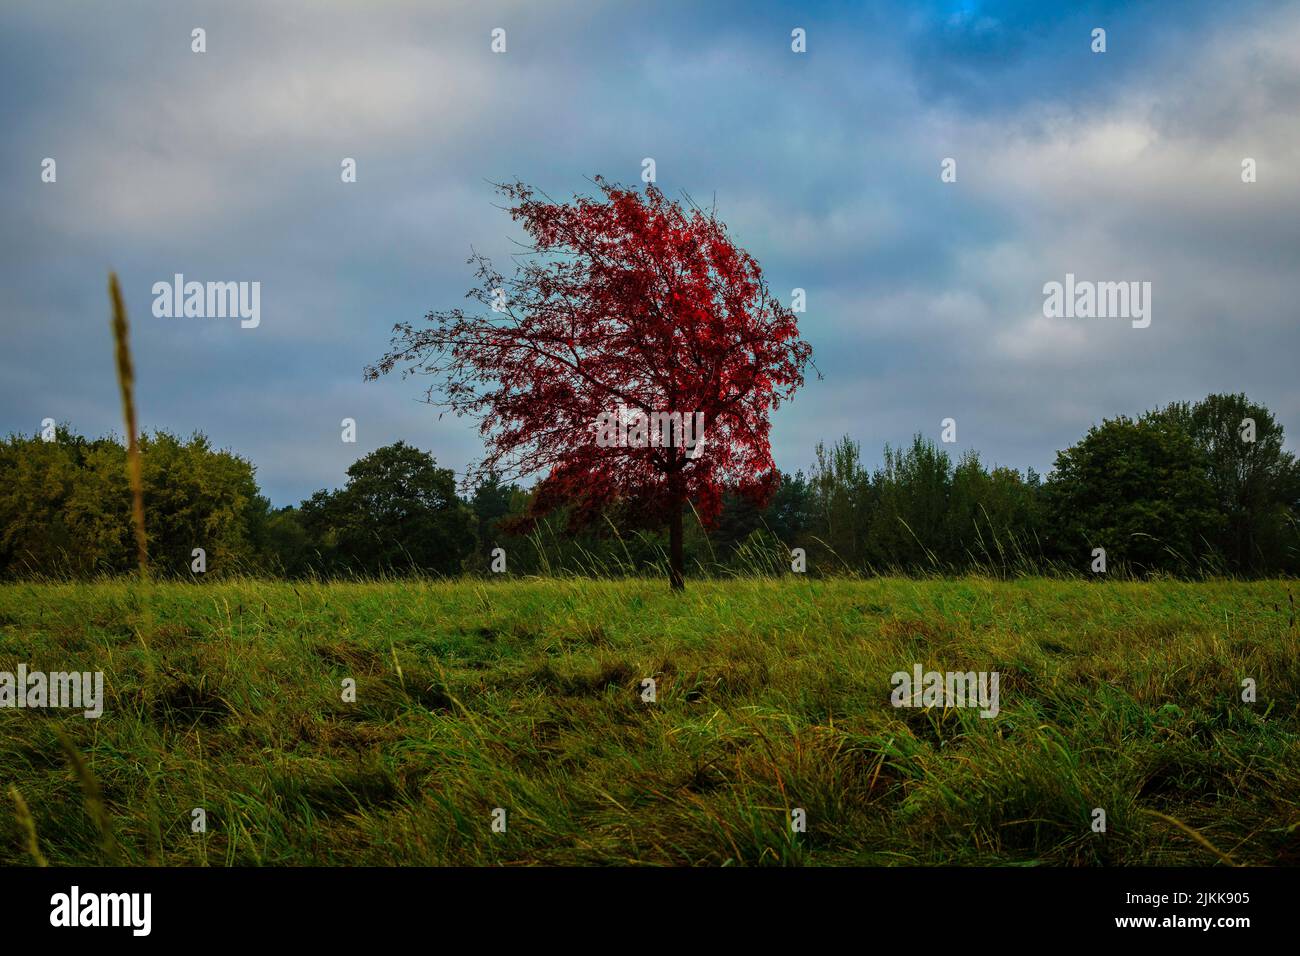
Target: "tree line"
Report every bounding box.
[2,392,1296,580]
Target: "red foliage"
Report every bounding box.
[367,177,812,558]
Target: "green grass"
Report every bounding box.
[1,576,1297,866]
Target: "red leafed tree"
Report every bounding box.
[365,177,813,590]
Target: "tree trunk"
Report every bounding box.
[668,499,685,591]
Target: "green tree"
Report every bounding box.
[259,506,313,577]
[469,472,520,569]
[300,442,474,576]
[138,432,268,576]
[0,427,90,575]
[1146,393,1300,573]
[1044,415,1222,573]
[809,437,872,569]
[866,436,952,569]
[0,427,267,578]
[945,454,1044,571]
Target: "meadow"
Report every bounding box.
[1,576,1297,866]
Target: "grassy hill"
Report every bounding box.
[1,577,1297,865]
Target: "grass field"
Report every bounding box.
[1,577,1297,866]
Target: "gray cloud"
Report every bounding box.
[1,0,1296,504]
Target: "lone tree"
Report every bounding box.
[366,177,812,590]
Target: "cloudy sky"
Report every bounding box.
[2,0,1297,506]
